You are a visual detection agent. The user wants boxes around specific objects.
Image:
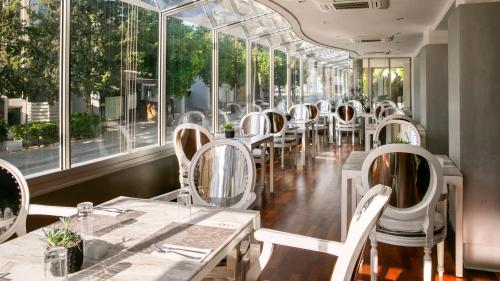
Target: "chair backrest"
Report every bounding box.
[304,103,319,122]
[347,100,363,116]
[239,112,271,136]
[376,100,397,108]
[188,139,256,209]
[225,103,244,121]
[276,99,287,112]
[335,103,357,125]
[374,119,421,147]
[288,104,310,121]
[0,160,29,244]
[373,103,392,123]
[360,144,443,221]
[332,185,392,281]
[316,100,331,114]
[173,123,214,175]
[177,111,206,128]
[263,109,287,138]
[380,114,412,123]
[378,106,404,122]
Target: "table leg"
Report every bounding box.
[364,131,370,151]
[329,115,334,143]
[351,177,358,216]
[341,172,349,242]
[261,143,266,191]
[299,126,307,169]
[269,140,274,193]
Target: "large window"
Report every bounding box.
[69,0,158,166]
[251,43,270,110]
[304,59,325,103]
[218,31,246,128]
[166,16,212,135]
[0,0,60,176]
[273,50,286,110]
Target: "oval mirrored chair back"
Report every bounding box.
[0,166,22,236]
[192,145,249,207]
[177,128,211,161]
[378,123,419,146]
[266,112,285,134]
[338,104,354,122]
[241,114,268,136]
[368,152,430,209]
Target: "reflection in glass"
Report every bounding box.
[274,50,287,110]
[290,56,301,105]
[192,145,249,207]
[369,152,430,208]
[377,123,419,146]
[175,128,211,161]
[251,43,270,110]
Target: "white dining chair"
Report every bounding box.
[373,119,421,147]
[335,103,362,145]
[373,103,393,124]
[263,109,297,169]
[305,103,327,149]
[172,123,214,188]
[247,184,392,281]
[377,106,405,123]
[176,110,206,128]
[359,144,446,281]
[380,114,413,123]
[0,160,77,244]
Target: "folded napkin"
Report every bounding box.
[151,244,212,262]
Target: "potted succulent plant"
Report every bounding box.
[43,217,84,274]
[223,122,235,138]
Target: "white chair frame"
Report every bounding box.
[377,106,405,123]
[380,114,412,123]
[188,139,257,210]
[248,185,392,281]
[173,123,214,188]
[373,119,421,147]
[359,144,446,281]
[177,110,206,127]
[263,109,297,169]
[335,103,362,145]
[0,160,77,244]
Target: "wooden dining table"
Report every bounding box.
[0,197,260,281]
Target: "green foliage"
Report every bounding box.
[223,122,234,131]
[274,50,287,94]
[219,33,246,92]
[391,137,410,144]
[43,217,81,248]
[0,119,8,142]
[253,44,270,101]
[70,113,104,140]
[10,121,58,146]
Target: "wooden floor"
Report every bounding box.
[252,143,500,281]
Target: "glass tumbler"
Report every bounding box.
[44,247,68,281]
[77,202,94,236]
[177,188,192,220]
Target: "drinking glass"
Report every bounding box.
[76,202,94,236]
[44,247,68,280]
[177,188,192,220]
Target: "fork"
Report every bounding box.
[151,244,202,259]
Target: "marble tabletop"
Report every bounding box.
[0,197,260,281]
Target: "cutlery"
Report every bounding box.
[151,244,202,259]
[0,272,9,279]
[94,206,125,214]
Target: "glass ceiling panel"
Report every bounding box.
[170,5,213,29]
[239,14,290,39]
[205,0,273,28]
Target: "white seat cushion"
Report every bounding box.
[252,148,269,157]
[377,211,445,236]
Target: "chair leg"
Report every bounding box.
[352,130,355,145]
[437,241,445,277]
[424,247,432,281]
[281,146,285,170]
[370,237,378,281]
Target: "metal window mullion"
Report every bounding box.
[269,48,274,107]
[246,40,252,113]
[286,53,291,110]
[158,13,167,145]
[59,0,71,170]
[212,30,219,132]
[299,56,304,103]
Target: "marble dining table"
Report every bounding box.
[0,196,261,281]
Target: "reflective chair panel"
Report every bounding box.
[175,126,213,161]
[190,140,255,208]
[265,111,286,136]
[337,104,355,124]
[240,112,270,136]
[316,100,331,114]
[0,167,22,237]
[177,111,206,127]
[368,152,430,209]
[305,104,318,120]
[289,104,310,121]
[375,121,420,147]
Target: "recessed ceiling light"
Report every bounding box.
[322,21,327,25]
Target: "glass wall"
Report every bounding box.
[290,56,300,105]
[0,0,60,175]
[70,1,158,166]
[362,57,411,111]
[251,43,270,110]
[304,59,325,103]
[274,50,287,110]
[218,31,246,128]
[165,16,212,136]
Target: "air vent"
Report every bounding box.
[316,0,389,12]
[351,35,394,43]
[332,1,369,9]
[365,51,391,55]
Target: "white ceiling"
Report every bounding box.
[260,0,450,57]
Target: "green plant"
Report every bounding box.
[43,217,81,248]
[391,138,410,144]
[70,113,104,140]
[0,119,8,142]
[223,122,234,131]
[10,121,58,146]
